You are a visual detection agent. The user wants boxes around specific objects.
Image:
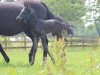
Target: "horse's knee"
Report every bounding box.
[33,47,37,53]
[29,47,37,57]
[46,38,48,44]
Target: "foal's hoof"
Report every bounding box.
[29,54,34,65]
[30,61,34,65]
[51,58,55,64]
[29,58,34,65]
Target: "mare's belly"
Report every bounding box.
[0,20,25,36]
[0,27,24,36]
[0,5,25,36]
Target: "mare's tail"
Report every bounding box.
[40,2,57,19]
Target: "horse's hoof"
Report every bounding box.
[42,57,47,66]
[5,57,10,63]
[42,61,46,66]
[29,53,32,63]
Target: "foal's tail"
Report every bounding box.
[66,25,73,35]
[63,23,73,35]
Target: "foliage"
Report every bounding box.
[42,0,86,36]
[43,0,85,23]
[82,0,100,36]
[42,0,100,36]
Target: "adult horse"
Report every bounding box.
[0,1,53,65]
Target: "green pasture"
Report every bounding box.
[0,45,100,75]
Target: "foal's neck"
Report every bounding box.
[30,13,40,23]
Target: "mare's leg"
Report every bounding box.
[40,35,55,65]
[25,30,39,65]
[0,43,10,63]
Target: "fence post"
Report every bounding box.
[24,35,26,50]
[70,36,72,47]
[93,36,95,46]
[82,36,84,49]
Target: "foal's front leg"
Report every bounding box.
[29,34,39,65]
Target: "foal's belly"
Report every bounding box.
[43,20,55,34]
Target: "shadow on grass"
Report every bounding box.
[0,61,30,68]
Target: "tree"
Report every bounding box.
[43,0,86,36]
[82,0,100,36]
[43,0,85,23]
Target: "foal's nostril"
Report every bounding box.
[16,17,19,21]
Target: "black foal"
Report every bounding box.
[17,4,73,65]
[16,4,55,65]
[17,4,73,40]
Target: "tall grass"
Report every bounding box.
[0,38,99,75]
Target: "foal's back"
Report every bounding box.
[40,19,63,34]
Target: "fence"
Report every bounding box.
[66,36,99,48]
[0,35,99,50]
[0,34,32,50]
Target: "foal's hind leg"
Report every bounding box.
[41,35,55,65]
[0,43,10,63]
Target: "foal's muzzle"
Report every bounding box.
[16,16,22,22]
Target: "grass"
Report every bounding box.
[0,43,100,75]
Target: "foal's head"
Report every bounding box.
[16,4,35,23]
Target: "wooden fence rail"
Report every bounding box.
[0,35,99,50]
[65,36,99,48]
